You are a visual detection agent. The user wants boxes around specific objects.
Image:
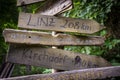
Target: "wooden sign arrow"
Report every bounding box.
[2,66,120,80]
[36,0,73,15]
[17,0,44,6]
[18,13,105,34]
[7,45,111,70]
[3,29,105,46]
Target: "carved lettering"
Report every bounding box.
[73,56,99,68]
[7,45,111,70]
[19,13,105,34]
[38,17,48,26]
[10,33,28,39]
[27,15,91,31]
[81,23,91,30]
[27,15,36,26]
[48,71,103,80]
[49,18,55,26]
[60,20,91,30]
[60,20,68,28]
[22,50,100,68]
[22,49,68,64]
[27,16,55,27]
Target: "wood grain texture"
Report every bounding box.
[36,0,72,15]
[3,29,105,46]
[18,12,105,34]
[17,0,44,6]
[36,0,72,73]
[6,45,111,71]
[2,66,120,80]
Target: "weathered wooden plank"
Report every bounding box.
[3,29,105,46]
[36,0,73,15]
[18,13,105,34]
[7,45,111,71]
[58,5,73,14]
[2,66,120,80]
[36,0,72,73]
[17,0,44,6]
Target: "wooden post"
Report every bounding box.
[51,31,58,73]
[52,14,65,73]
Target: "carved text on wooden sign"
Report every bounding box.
[2,66,120,80]
[17,0,44,6]
[18,13,105,34]
[3,29,105,46]
[7,45,111,70]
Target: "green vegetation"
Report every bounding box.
[0,0,120,78]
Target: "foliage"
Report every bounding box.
[12,65,47,76]
[0,0,120,77]
[0,0,18,65]
[63,0,120,66]
[64,0,113,24]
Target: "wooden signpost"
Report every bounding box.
[17,0,44,6]
[18,12,105,34]
[36,0,72,15]
[7,45,111,71]
[3,29,105,46]
[2,0,119,80]
[36,0,72,73]
[1,66,120,80]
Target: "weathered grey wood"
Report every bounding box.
[36,0,72,15]
[3,29,105,46]
[36,0,72,73]
[58,5,73,14]
[18,13,105,34]
[6,45,111,70]
[2,66,120,80]
[17,0,44,6]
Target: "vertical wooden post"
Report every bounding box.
[51,14,65,73]
[51,31,64,73]
[51,31,57,73]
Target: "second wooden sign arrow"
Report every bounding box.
[18,12,105,34]
[7,45,111,70]
[3,29,105,46]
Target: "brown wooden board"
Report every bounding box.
[18,13,105,34]
[3,29,105,46]
[2,66,120,80]
[36,0,72,15]
[6,45,111,70]
[17,0,44,6]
